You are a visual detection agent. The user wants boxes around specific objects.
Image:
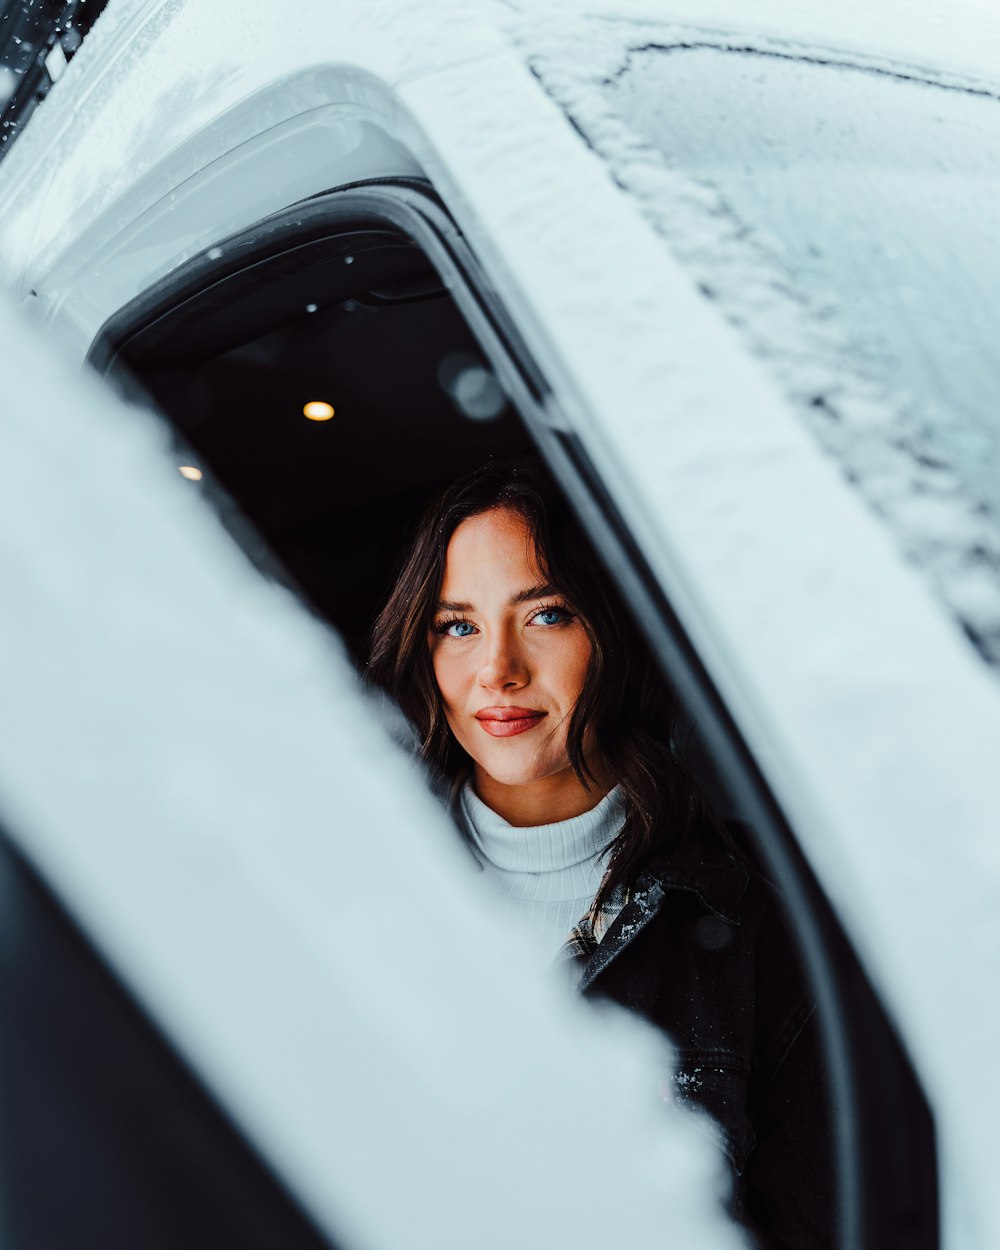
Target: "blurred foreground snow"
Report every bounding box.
[0,290,743,1249]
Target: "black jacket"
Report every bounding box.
[570,834,835,1249]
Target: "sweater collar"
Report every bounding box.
[459,782,626,875]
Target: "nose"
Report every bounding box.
[478,625,529,692]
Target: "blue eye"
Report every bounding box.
[446,620,477,638]
[533,607,568,626]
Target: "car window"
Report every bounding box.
[528,32,1000,668]
[89,180,943,1250]
[610,48,1000,501]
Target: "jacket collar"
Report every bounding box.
[574,836,751,993]
[645,835,751,926]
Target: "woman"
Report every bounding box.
[367,459,833,1249]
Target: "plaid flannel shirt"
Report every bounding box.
[557,876,630,967]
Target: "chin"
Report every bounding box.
[473,749,565,790]
[481,767,543,788]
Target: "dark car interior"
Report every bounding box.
[94,202,532,661]
[67,180,939,1250]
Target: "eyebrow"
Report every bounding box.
[512,581,559,605]
[434,582,558,613]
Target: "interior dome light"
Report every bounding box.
[303,401,335,421]
[178,465,203,481]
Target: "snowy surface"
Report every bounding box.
[0,0,505,294]
[0,290,743,1249]
[504,0,1000,84]
[505,6,1000,668]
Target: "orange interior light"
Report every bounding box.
[303,400,335,421]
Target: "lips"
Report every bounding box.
[475,706,547,738]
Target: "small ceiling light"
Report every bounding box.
[303,401,335,422]
[179,465,203,481]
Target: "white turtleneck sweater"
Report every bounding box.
[460,782,626,961]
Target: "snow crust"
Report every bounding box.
[505,0,1000,86]
[0,290,743,1250]
[507,10,1000,669]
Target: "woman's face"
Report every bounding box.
[428,506,601,822]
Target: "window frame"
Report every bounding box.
[89,178,939,1250]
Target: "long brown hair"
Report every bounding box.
[366,458,719,911]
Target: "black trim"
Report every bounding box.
[91,180,549,412]
[90,179,938,1250]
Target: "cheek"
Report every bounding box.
[429,640,467,709]
[552,631,593,703]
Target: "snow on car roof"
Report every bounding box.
[0,0,507,289]
[505,1,1000,669]
[505,0,1000,85]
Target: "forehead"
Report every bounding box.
[441,507,543,588]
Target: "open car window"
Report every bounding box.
[88,180,938,1250]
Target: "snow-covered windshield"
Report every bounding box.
[520,19,1000,665]
[610,48,1000,512]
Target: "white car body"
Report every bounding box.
[1,1,999,1246]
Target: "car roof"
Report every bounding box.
[510,0,1000,84]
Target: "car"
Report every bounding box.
[1,1,999,1247]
